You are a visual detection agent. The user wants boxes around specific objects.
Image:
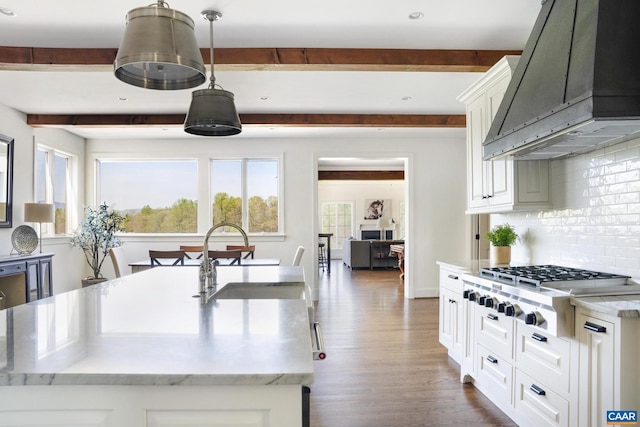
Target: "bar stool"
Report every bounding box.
[318,242,327,272]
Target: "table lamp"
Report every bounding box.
[24,203,55,253]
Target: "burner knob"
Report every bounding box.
[468,292,477,302]
[497,301,507,313]
[478,295,487,305]
[485,297,498,309]
[505,304,522,317]
[463,290,470,299]
[525,311,545,326]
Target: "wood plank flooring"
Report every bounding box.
[309,262,517,427]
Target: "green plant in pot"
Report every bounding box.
[70,203,125,285]
[485,223,518,265]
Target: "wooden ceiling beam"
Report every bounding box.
[27,113,465,128]
[0,47,521,72]
[318,170,404,180]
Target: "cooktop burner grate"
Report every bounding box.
[479,265,630,288]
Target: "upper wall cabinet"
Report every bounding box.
[457,56,551,214]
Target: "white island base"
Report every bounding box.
[0,384,301,427]
[0,267,314,427]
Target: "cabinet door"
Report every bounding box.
[484,76,513,207]
[466,96,488,209]
[577,312,615,427]
[439,286,455,351]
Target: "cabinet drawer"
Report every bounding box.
[476,305,514,360]
[476,344,513,408]
[515,322,571,394]
[514,369,569,427]
[440,268,463,292]
[0,262,27,277]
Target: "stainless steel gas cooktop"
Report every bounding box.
[479,265,630,290]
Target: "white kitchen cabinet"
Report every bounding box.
[438,266,464,364]
[576,308,640,427]
[458,55,551,214]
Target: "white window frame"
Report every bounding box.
[210,156,283,235]
[320,201,354,250]
[35,145,78,236]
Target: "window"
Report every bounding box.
[97,160,198,233]
[321,202,353,249]
[35,146,77,235]
[211,159,279,233]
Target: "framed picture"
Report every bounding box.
[364,199,389,220]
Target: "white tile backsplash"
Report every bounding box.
[496,138,640,279]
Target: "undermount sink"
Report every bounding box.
[212,282,306,299]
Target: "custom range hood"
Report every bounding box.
[483,0,640,160]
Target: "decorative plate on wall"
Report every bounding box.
[11,225,38,255]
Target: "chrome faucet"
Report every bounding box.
[199,222,250,295]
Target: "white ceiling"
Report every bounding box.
[0,0,542,140]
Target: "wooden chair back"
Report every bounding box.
[149,250,186,266]
[179,245,204,259]
[225,245,255,259]
[207,250,243,265]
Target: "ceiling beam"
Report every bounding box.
[0,47,521,72]
[318,170,404,180]
[27,114,466,128]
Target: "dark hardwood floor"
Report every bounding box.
[309,261,517,427]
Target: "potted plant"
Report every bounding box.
[70,203,125,286]
[485,223,518,265]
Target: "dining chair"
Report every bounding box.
[149,250,186,267]
[292,246,305,266]
[207,250,243,265]
[179,245,205,259]
[109,246,128,278]
[226,245,255,259]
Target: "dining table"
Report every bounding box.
[128,258,281,274]
[318,233,333,274]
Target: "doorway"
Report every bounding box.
[315,156,410,297]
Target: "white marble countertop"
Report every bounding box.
[0,266,314,387]
[571,295,640,318]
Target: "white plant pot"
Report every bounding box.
[490,246,511,265]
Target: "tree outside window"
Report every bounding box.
[211,159,279,233]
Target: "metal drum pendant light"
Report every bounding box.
[184,10,242,136]
[114,1,206,90]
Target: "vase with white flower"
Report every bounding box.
[70,203,125,286]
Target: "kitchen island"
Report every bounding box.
[0,266,314,427]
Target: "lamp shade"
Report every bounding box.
[114,2,206,90]
[24,203,54,223]
[184,88,242,136]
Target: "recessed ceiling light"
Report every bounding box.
[0,7,16,17]
[401,96,412,101]
[118,97,128,101]
[260,96,270,101]
[408,12,424,20]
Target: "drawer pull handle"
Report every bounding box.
[532,333,547,342]
[447,274,458,280]
[486,355,498,364]
[487,313,499,321]
[584,322,607,333]
[530,384,546,396]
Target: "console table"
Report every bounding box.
[0,253,53,309]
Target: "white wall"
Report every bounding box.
[0,104,87,295]
[496,137,640,279]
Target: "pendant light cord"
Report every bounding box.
[208,15,216,89]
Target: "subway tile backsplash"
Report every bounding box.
[496,137,640,279]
